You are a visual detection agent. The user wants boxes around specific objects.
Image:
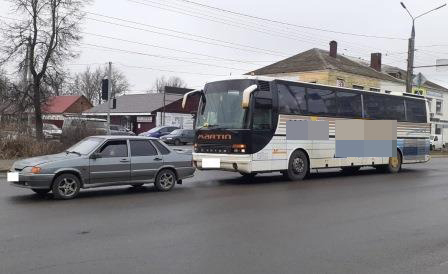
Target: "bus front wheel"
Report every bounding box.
[285,150,309,181]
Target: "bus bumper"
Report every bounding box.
[193,153,252,173]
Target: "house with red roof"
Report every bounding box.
[42,95,93,128]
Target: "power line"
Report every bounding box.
[115,63,228,77]
[128,0,408,63]
[81,42,250,71]
[83,32,273,65]
[172,0,407,40]
[85,12,287,57]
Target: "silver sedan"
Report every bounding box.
[7,136,195,199]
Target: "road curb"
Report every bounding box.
[431,155,448,158]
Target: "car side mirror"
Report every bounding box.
[90,153,101,159]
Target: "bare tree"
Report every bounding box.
[151,76,187,93]
[43,67,70,96]
[0,0,90,140]
[70,66,130,105]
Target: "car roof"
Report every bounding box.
[92,135,159,140]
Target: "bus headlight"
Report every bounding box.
[232,144,247,153]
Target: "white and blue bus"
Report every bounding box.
[183,76,430,180]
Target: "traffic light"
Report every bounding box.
[101,79,109,101]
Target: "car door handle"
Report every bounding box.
[154,157,163,161]
[120,159,130,163]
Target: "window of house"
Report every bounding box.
[436,124,442,135]
[436,100,443,114]
[337,78,345,87]
[353,85,364,90]
[369,88,380,92]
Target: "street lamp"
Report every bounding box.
[400,2,446,94]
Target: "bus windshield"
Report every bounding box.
[196,80,255,129]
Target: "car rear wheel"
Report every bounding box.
[155,169,176,192]
[52,174,81,200]
[32,189,50,195]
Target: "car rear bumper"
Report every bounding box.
[9,173,54,189]
[176,166,196,180]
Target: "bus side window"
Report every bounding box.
[253,91,273,130]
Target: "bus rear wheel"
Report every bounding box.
[377,150,402,173]
[285,150,309,181]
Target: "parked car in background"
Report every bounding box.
[139,126,179,138]
[61,117,108,143]
[43,123,62,139]
[160,129,195,145]
[430,135,444,150]
[110,124,135,136]
[7,136,195,199]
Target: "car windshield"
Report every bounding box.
[196,79,255,129]
[170,129,182,135]
[66,137,104,155]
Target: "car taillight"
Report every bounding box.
[31,166,41,174]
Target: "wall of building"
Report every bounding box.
[263,70,403,94]
[65,97,93,113]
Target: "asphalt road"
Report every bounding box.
[1,160,448,274]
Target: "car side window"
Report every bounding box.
[152,140,170,155]
[130,140,158,157]
[98,140,128,158]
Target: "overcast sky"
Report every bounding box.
[1,0,448,92]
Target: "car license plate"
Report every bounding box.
[202,158,220,168]
[7,172,19,182]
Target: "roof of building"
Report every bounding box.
[42,95,88,114]
[381,64,448,91]
[83,93,183,114]
[249,48,404,83]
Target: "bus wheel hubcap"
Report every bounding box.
[293,158,304,173]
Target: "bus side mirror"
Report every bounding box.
[182,89,203,109]
[242,85,258,109]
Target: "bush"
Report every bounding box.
[0,135,68,159]
[0,123,68,159]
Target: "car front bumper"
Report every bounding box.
[8,172,54,189]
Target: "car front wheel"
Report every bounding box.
[155,169,176,192]
[52,174,81,200]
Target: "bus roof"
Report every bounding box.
[204,75,427,101]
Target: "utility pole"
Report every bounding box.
[107,62,112,135]
[405,23,415,94]
[162,87,166,126]
[401,2,446,93]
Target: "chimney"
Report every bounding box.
[370,53,382,71]
[329,41,337,58]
